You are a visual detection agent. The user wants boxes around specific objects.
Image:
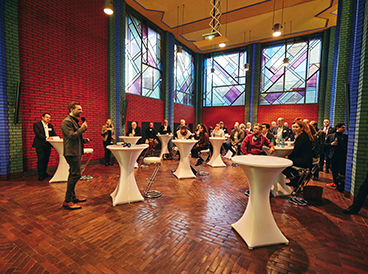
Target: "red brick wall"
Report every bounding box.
[174,104,195,124]
[125,94,164,129]
[257,104,319,125]
[18,0,108,171]
[202,106,244,129]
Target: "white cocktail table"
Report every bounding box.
[223,134,232,159]
[263,146,294,196]
[119,136,142,168]
[232,155,292,250]
[157,134,173,159]
[107,144,148,206]
[172,139,198,179]
[208,137,226,167]
[48,138,69,183]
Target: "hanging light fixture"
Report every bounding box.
[177,45,183,55]
[273,23,281,37]
[244,63,250,71]
[283,57,289,66]
[211,68,215,74]
[104,0,114,15]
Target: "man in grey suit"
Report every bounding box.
[61,102,90,210]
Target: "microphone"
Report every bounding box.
[81,117,87,131]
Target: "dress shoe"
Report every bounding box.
[73,197,87,203]
[342,207,359,214]
[62,201,81,210]
[38,176,44,181]
[326,182,336,189]
[108,162,114,165]
[43,173,50,178]
[105,162,109,166]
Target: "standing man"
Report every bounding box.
[32,113,57,181]
[325,123,348,192]
[61,102,89,210]
[320,119,335,173]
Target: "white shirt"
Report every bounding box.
[42,120,49,138]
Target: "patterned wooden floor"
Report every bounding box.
[1,156,368,274]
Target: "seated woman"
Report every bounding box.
[191,124,210,166]
[176,125,192,140]
[283,120,313,188]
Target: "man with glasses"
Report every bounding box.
[241,123,275,155]
[325,123,348,192]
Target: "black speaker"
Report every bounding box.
[14,81,21,124]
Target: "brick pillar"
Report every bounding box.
[107,2,117,131]
[324,27,336,123]
[332,0,354,124]
[350,0,368,196]
[3,0,23,176]
[247,43,261,124]
[318,29,330,128]
[162,32,174,129]
[194,53,204,125]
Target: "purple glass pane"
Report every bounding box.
[265,92,282,104]
[225,87,241,102]
[142,25,147,39]
[307,73,317,88]
[148,51,157,68]
[129,77,141,95]
[181,82,188,92]
[298,91,305,97]
[291,51,307,70]
[262,55,267,66]
[270,67,284,82]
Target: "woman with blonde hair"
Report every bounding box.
[101,119,116,166]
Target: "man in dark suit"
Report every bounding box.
[158,119,172,135]
[61,102,90,210]
[127,121,143,144]
[261,123,275,143]
[319,119,335,173]
[272,117,290,140]
[325,123,347,192]
[32,113,57,181]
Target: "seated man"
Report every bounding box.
[225,122,245,157]
[241,123,275,155]
[158,119,172,135]
[261,123,274,143]
[127,121,142,144]
[145,122,159,150]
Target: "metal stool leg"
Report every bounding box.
[288,168,310,206]
[144,162,162,198]
[197,151,210,176]
[81,151,93,180]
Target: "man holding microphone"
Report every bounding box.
[61,102,90,210]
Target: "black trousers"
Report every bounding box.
[65,156,81,203]
[104,143,112,164]
[331,155,346,189]
[321,145,332,169]
[36,144,52,177]
[350,171,368,211]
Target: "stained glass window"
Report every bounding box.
[203,50,247,106]
[260,37,321,105]
[125,13,162,99]
[174,45,195,106]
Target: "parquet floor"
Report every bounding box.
[1,156,368,274]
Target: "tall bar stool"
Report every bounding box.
[197,149,211,176]
[288,166,310,206]
[81,148,94,180]
[143,157,162,198]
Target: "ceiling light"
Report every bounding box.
[104,0,114,15]
[273,23,281,37]
[283,57,289,66]
[219,42,226,48]
[244,63,249,71]
[177,45,183,55]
